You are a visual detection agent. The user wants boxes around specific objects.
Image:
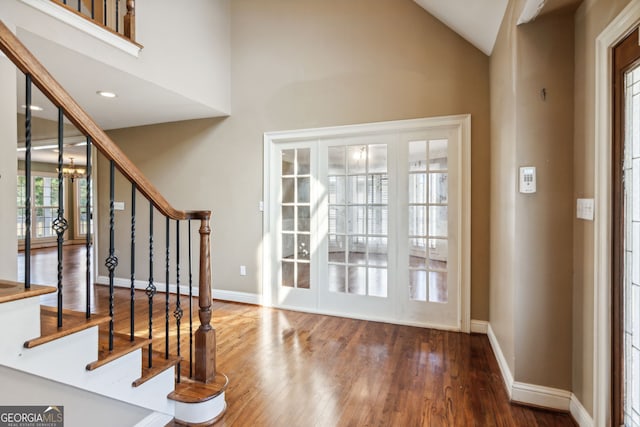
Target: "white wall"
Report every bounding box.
[0,45,18,281]
[0,0,230,114]
[0,365,153,427]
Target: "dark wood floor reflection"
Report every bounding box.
[21,247,576,426]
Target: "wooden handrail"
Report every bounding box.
[0,20,208,222]
[1,18,219,384]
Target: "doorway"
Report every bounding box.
[263,116,470,331]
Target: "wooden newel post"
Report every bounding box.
[195,215,216,383]
[124,0,136,41]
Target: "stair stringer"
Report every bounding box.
[0,296,175,416]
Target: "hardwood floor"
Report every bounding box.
[19,246,576,426]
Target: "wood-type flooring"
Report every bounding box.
[18,246,577,426]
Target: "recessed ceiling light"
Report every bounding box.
[97,91,117,98]
[20,104,43,111]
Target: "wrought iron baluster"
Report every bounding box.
[146,201,156,368]
[77,0,81,12]
[174,220,183,382]
[165,216,170,359]
[53,108,69,328]
[188,219,193,378]
[115,0,119,32]
[105,160,118,351]
[103,0,107,26]
[85,137,92,319]
[24,74,32,290]
[91,0,95,19]
[130,183,136,341]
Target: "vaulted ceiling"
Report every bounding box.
[414,0,583,56]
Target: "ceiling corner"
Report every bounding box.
[413,0,508,56]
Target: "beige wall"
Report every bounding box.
[16,114,81,143]
[573,0,632,414]
[103,0,492,320]
[490,0,575,391]
[514,9,575,390]
[489,0,520,376]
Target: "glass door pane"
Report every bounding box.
[408,139,448,303]
[327,144,388,298]
[280,148,311,289]
[624,66,640,427]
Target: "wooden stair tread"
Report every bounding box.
[24,306,110,349]
[86,330,151,371]
[0,280,56,304]
[133,350,182,387]
[167,372,229,403]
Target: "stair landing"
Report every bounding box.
[0,280,55,304]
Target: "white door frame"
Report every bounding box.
[262,115,471,332]
[594,1,640,424]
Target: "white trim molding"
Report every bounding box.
[594,2,640,425]
[96,276,261,306]
[486,323,590,417]
[96,275,199,297]
[511,383,571,412]
[212,289,260,305]
[18,0,141,57]
[487,323,514,398]
[570,394,594,427]
[470,319,488,334]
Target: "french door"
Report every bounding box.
[264,116,470,330]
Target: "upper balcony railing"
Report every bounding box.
[52,0,136,42]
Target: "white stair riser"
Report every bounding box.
[0,298,43,360]
[174,392,226,425]
[0,297,176,416]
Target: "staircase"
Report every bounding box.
[0,16,227,426]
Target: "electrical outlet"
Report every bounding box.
[240,265,247,276]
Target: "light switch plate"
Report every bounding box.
[519,166,536,194]
[577,198,594,221]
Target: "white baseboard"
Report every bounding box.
[97,275,200,297]
[470,319,488,334]
[487,323,514,398]
[570,394,593,427]
[96,275,261,306]
[272,303,463,332]
[212,289,260,305]
[486,323,589,421]
[511,382,571,411]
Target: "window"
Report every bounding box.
[17,174,62,241]
[75,177,92,238]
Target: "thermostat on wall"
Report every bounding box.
[519,166,536,194]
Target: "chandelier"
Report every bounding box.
[61,157,86,182]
